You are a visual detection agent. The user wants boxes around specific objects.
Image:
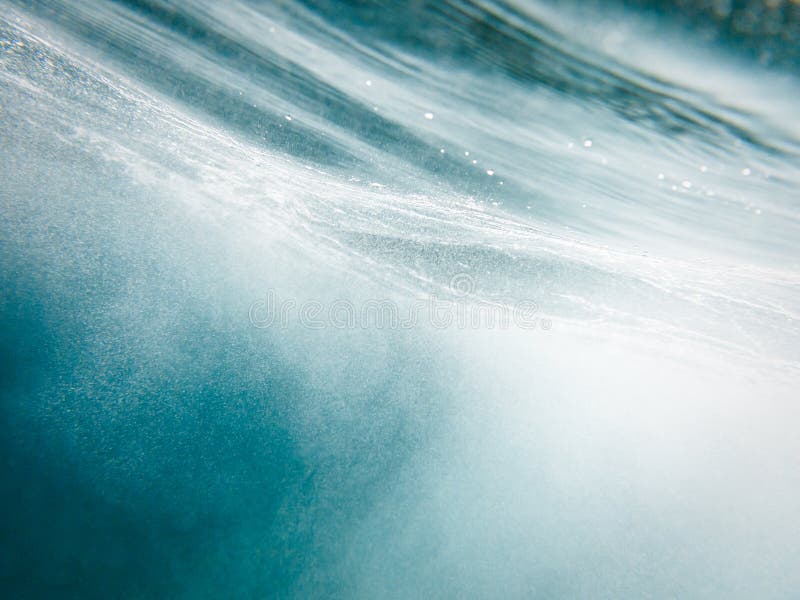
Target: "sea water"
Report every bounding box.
[1,1,799,597]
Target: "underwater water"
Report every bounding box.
[1,0,799,597]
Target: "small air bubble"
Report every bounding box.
[284,115,292,121]
[583,139,593,148]
[424,112,434,120]
[742,167,751,176]
[657,173,665,180]
[365,80,372,86]
[681,180,692,189]
[440,148,445,154]
[486,169,495,176]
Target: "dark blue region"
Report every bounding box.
[295,0,794,154]
[0,139,443,597]
[616,0,800,69]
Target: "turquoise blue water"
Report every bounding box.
[1,1,799,597]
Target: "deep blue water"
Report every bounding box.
[1,1,799,598]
